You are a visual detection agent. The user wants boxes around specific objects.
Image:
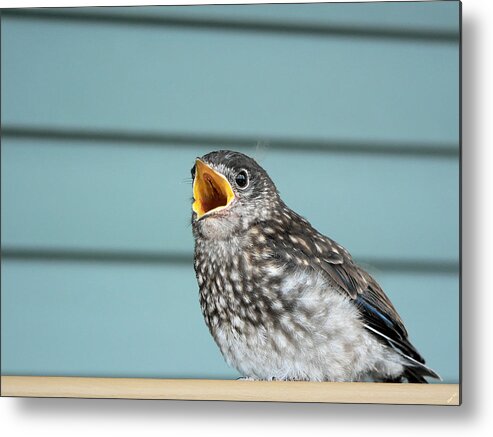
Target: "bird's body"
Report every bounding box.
[191,150,439,383]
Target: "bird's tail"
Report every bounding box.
[401,355,442,383]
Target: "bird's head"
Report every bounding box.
[191,150,280,239]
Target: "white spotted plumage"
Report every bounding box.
[192,150,440,383]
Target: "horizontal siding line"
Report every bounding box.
[1,247,459,275]
[2,8,459,43]
[2,126,459,159]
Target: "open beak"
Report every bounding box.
[192,159,235,220]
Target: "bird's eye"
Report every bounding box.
[235,170,249,189]
[191,165,196,180]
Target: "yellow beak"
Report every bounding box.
[192,160,235,219]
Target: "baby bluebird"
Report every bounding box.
[191,150,440,383]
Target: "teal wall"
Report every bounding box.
[1,2,460,382]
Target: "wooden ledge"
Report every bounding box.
[1,376,460,405]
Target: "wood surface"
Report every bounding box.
[1,376,460,405]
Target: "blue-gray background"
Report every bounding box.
[1,2,460,382]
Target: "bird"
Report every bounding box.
[191,150,440,383]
